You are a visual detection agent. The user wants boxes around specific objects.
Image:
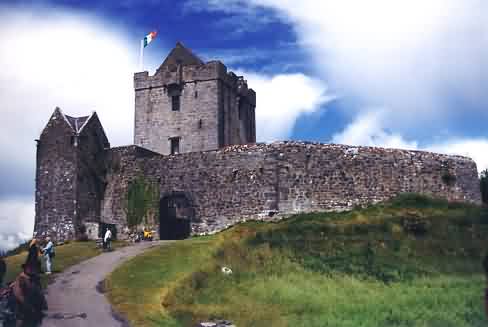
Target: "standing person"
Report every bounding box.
[26,239,42,277]
[12,255,48,327]
[42,237,54,275]
[104,228,112,251]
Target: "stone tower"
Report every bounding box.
[34,108,109,241]
[134,42,256,155]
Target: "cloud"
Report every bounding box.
[0,198,34,252]
[0,8,138,196]
[332,110,418,150]
[332,109,488,172]
[240,72,333,142]
[194,0,488,121]
[427,140,488,173]
[0,6,138,247]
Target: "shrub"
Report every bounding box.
[124,175,160,228]
[388,193,447,209]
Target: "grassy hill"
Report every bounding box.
[107,194,488,327]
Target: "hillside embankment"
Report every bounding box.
[107,194,488,327]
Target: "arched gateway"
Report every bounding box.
[159,193,194,240]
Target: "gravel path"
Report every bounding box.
[41,241,170,327]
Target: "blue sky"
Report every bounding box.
[0,0,487,250]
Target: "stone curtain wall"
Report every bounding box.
[101,142,481,238]
[101,146,160,236]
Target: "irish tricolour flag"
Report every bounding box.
[143,31,157,48]
[139,31,157,71]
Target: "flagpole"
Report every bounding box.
[139,39,144,72]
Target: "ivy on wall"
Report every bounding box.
[124,176,160,228]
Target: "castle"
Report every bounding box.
[34,43,482,242]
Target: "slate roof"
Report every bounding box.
[159,42,204,68]
[64,115,91,133]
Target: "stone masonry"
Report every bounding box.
[34,43,482,242]
[134,42,256,155]
[100,142,481,238]
[34,108,109,241]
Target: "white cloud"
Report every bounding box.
[240,72,332,142]
[191,0,488,171]
[427,140,488,173]
[0,7,138,247]
[332,109,488,172]
[332,109,418,150]
[199,0,488,126]
[0,8,137,147]
[0,8,138,199]
[0,198,33,252]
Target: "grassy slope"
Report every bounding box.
[3,241,127,285]
[107,195,488,327]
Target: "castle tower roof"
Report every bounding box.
[49,107,101,135]
[64,114,91,133]
[158,42,204,71]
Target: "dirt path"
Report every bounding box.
[41,241,170,327]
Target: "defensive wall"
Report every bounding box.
[101,141,481,238]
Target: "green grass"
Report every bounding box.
[3,240,127,286]
[107,194,488,327]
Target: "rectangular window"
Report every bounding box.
[172,95,180,111]
[170,137,180,155]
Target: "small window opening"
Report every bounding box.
[172,95,180,111]
[198,119,203,129]
[194,90,198,98]
[170,138,180,155]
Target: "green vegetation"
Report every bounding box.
[124,175,160,228]
[3,240,127,286]
[107,194,488,327]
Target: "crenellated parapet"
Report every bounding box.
[134,42,256,155]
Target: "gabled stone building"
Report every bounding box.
[34,109,109,240]
[34,43,482,242]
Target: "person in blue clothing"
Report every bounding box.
[42,237,54,275]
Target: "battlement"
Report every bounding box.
[134,42,256,155]
[134,59,254,95]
